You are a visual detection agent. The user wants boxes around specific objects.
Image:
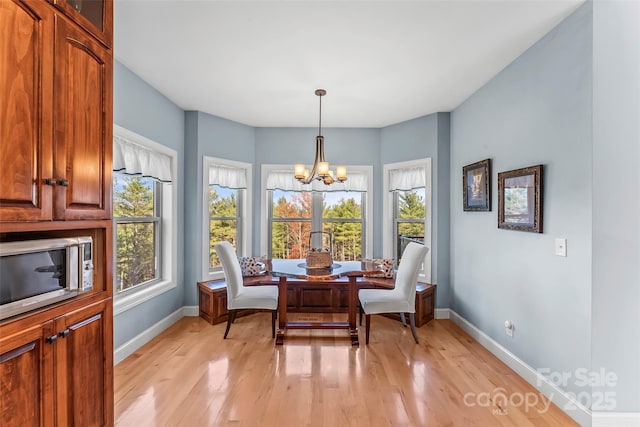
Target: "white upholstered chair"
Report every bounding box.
[214,241,279,339]
[358,242,429,344]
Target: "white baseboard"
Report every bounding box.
[446,309,592,427]
[592,412,640,427]
[434,308,450,319]
[114,306,190,365]
[183,305,199,316]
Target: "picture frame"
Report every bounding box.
[463,159,491,211]
[498,165,543,233]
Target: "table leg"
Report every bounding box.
[348,276,359,346]
[276,276,287,345]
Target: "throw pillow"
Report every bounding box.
[362,258,395,278]
[237,256,270,277]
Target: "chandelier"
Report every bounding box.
[294,89,347,185]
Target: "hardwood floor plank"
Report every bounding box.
[115,314,578,426]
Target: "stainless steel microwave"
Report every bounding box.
[0,237,94,320]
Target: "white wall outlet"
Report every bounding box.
[504,320,514,337]
[555,238,567,257]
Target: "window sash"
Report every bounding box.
[392,189,426,262]
[208,186,243,271]
[114,176,162,293]
[114,218,162,292]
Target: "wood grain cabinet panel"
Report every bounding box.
[0,321,55,427]
[0,0,54,222]
[54,299,113,427]
[53,15,112,220]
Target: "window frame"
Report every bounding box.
[112,124,178,316]
[202,156,252,281]
[383,158,432,282]
[260,164,373,259]
[113,175,162,291]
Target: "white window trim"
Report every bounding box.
[383,158,432,282]
[202,156,252,281]
[113,124,178,316]
[260,164,373,258]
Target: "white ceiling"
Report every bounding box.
[114,0,584,128]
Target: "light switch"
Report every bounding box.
[555,238,567,257]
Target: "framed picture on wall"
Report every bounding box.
[463,159,491,211]
[498,164,543,233]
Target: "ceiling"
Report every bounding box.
[114,0,584,128]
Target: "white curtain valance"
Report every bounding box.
[266,170,367,192]
[113,135,172,182]
[209,164,247,189]
[388,166,425,192]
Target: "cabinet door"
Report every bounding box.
[51,0,113,48]
[54,299,113,427]
[53,15,112,221]
[0,321,55,427]
[0,0,54,222]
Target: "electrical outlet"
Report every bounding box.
[504,320,514,337]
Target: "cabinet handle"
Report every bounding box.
[59,329,70,338]
[44,178,56,186]
[45,335,57,344]
[58,179,69,187]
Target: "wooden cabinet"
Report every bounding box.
[0,0,112,223]
[0,0,113,425]
[0,322,54,427]
[52,14,112,220]
[0,0,54,222]
[0,300,113,427]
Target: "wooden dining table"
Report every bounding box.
[269,259,381,346]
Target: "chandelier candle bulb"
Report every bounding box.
[294,164,306,179]
[318,162,329,177]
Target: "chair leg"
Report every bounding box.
[224,310,237,339]
[359,305,363,326]
[271,310,277,338]
[400,312,407,327]
[365,314,371,344]
[409,313,419,344]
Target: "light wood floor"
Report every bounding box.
[114,313,578,426]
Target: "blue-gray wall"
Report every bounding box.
[592,0,640,412]
[450,1,593,402]
[112,61,185,349]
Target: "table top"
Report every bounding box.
[269,259,378,280]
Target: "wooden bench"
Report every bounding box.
[198,277,436,327]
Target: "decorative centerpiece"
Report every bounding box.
[305,231,333,268]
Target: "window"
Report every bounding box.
[112,125,177,315]
[203,157,252,279]
[383,159,431,280]
[262,165,372,260]
[393,188,426,262]
[208,185,243,269]
[113,174,161,291]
